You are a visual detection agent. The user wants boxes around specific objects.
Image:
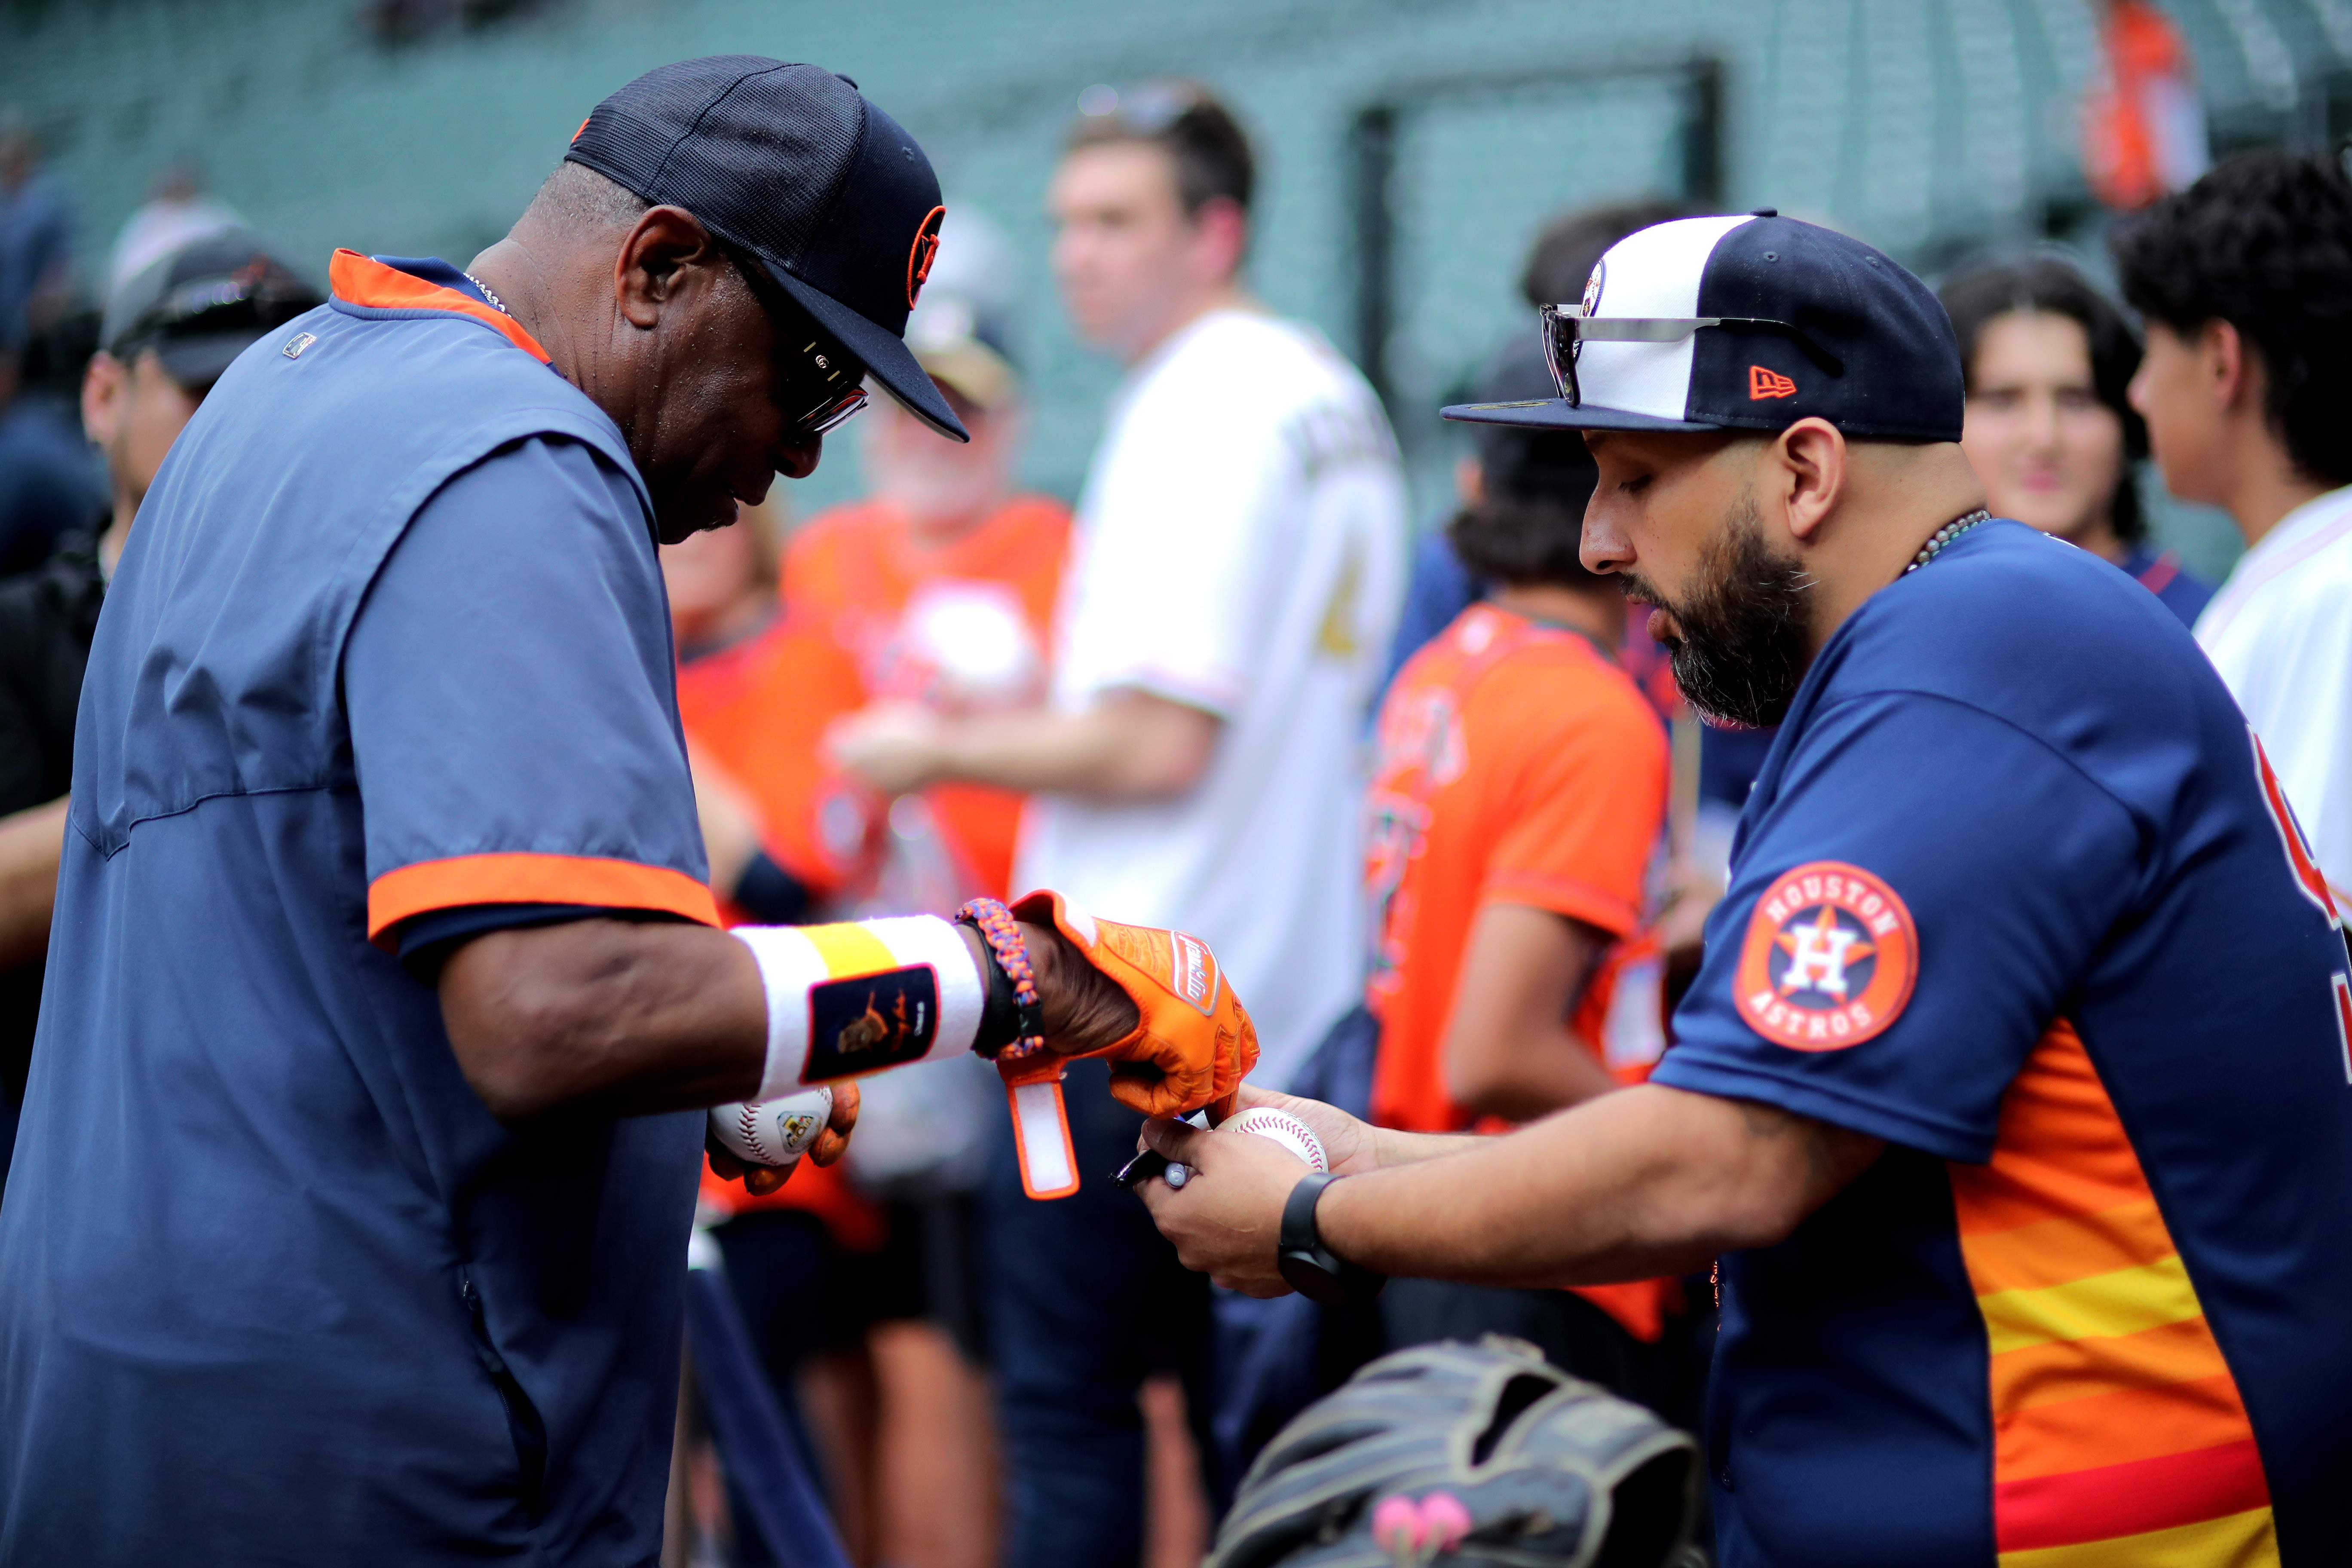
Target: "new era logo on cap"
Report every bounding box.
[1442,213,1963,444]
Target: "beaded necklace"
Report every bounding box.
[1905,508,1992,574]
[463,270,510,316]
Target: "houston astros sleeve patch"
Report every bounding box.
[1735,861,1917,1050]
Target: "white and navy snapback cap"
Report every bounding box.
[1445,212,1963,443]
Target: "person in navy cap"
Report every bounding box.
[1138,213,2352,1566]
[0,58,1197,1565]
[0,228,318,1190]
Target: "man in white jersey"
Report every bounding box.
[2113,150,2352,915]
[830,80,1404,1565]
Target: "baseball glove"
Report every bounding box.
[1208,1337,1700,1568]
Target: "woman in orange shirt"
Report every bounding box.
[791,300,1069,904]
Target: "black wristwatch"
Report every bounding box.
[1277,1173,1386,1306]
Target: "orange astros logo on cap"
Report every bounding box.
[1734,861,1916,1050]
[907,205,946,309]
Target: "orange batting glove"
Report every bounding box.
[976,890,1262,1200]
[1013,889,1259,1120]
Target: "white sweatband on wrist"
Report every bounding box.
[732,915,986,1102]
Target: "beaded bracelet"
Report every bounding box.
[956,897,1045,1060]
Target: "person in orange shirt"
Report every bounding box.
[773,245,1063,1568]
[663,499,900,1562]
[672,502,883,929]
[1362,336,1675,1399]
[790,276,1069,904]
[2082,0,2208,211]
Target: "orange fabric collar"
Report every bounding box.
[328,249,552,364]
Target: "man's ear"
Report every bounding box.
[1454,453,1486,505]
[1186,195,1247,286]
[81,351,126,448]
[613,205,727,329]
[2203,318,2255,414]
[1771,418,1848,545]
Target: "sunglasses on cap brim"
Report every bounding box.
[1075,80,1207,137]
[1538,303,1844,408]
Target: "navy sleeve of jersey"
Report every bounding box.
[1653,691,2144,1161]
[343,435,715,950]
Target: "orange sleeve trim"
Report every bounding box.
[1478,872,1639,939]
[1568,1279,1673,1343]
[330,249,553,364]
[368,852,718,945]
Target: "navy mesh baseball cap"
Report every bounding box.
[103,230,320,391]
[566,56,968,442]
[1444,213,1963,443]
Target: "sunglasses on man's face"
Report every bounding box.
[1538,303,1844,407]
[784,331,868,436]
[729,248,871,437]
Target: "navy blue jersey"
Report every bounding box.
[2120,541,2216,628]
[0,254,717,1563]
[1653,520,2352,1567]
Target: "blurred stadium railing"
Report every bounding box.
[6,0,2343,568]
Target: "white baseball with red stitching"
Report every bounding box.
[708,1086,834,1169]
[1224,1106,1328,1173]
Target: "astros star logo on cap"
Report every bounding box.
[1573,259,1606,376]
[907,205,945,309]
[562,56,971,444]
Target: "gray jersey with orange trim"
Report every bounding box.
[0,255,708,1563]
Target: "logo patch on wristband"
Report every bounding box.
[1734,861,1916,1051]
[803,965,940,1081]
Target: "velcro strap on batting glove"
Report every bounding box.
[997,1050,1082,1200]
[1010,889,1259,1121]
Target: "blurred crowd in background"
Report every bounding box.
[5,2,2351,1565]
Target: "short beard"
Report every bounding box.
[1622,493,1814,729]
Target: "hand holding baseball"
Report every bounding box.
[1223,1084,1382,1177]
[1133,1112,1309,1295]
[706,1080,861,1196]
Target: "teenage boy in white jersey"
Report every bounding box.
[830,80,1405,1566]
[2113,149,2352,915]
